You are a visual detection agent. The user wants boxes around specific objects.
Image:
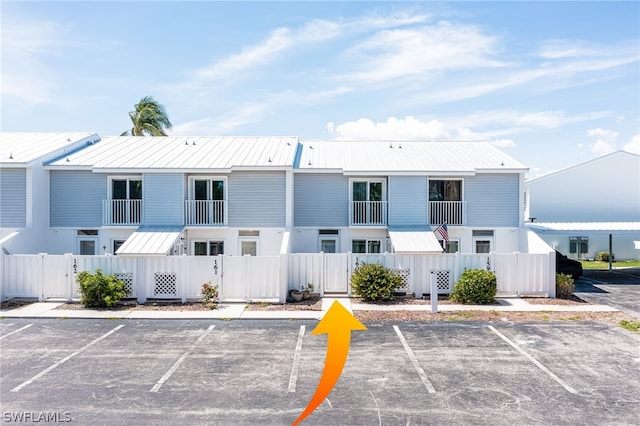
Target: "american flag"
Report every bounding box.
[434,223,449,242]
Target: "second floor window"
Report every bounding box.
[112,178,142,200]
[429,180,461,201]
[188,178,226,225]
[194,179,224,202]
[108,177,142,224]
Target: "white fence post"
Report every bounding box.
[279,253,288,303]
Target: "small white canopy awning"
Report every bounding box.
[116,226,184,256]
[388,228,444,254]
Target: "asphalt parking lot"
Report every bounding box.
[576,268,640,319]
[1,318,639,425]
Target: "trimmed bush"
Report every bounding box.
[556,273,574,299]
[449,269,497,304]
[351,262,403,302]
[76,269,127,308]
[595,251,614,262]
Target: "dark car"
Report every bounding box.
[555,251,583,278]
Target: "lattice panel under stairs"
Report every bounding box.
[432,270,452,294]
[391,269,410,289]
[114,273,134,297]
[154,273,177,296]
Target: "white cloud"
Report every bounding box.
[587,128,619,156]
[623,133,640,155]
[343,21,504,84]
[328,116,450,140]
[457,110,612,130]
[327,115,515,148]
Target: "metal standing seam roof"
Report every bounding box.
[388,229,444,254]
[46,136,299,170]
[1,132,99,166]
[116,226,185,256]
[296,140,528,174]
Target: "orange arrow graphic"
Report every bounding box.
[292,300,367,426]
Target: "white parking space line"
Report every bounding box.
[393,325,436,394]
[288,325,306,392]
[11,325,124,392]
[487,325,578,394]
[0,324,33,340]
[150,325,215,393]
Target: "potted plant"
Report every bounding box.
[302,283,314,300]
[289,289,303,302]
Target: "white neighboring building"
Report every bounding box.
[525,151,640,260]
[0,133,101,254]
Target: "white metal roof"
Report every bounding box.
[1,132,99,167]
[388,229,444,254]
[297,140,528,174]
[527,222,640,233]
[116,226,184,256]
[46,136,299,171]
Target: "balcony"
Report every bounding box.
[350,201,388,226]
[185,200,226,226]
[103,199,142,226]
[429,201,466,225]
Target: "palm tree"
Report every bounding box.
[121,96,173,136]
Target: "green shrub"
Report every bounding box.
[595,251,614,262]
[556,273,574,299]
[351,263,403,302]
[201,281,219,310]
[76,269,127,308]
[449,269,497,304]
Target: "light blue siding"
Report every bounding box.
[228,172,285,227]
[465,174,520,227]
[0,168,27,228]
[143,174,184,225]
[388,176,428,227]
[294,173,349,227]
[50,171,106,227]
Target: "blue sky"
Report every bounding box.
[2,1,638,176]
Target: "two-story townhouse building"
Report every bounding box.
[525,150,640,260]
[44,136,299,257]
[1,132,101,254]
[290,140,529,256]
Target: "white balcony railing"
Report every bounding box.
[350,201,387,226]
[103,199,142,225]
[185,200,226,226]
[429,201,466,225]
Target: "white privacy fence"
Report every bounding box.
[0,250,555,303]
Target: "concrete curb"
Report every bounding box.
[0,297,619,320]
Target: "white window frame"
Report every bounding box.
[108,176,143,199]
[319,237,339,253]
[473,237,493,254]
[193,240,225,256]
[438,239,460,253]
[188,176,227,201]
[239,238,259,256]
[349,178,387,202]
[351,239,383,254]
[428,178,464,202]
[77,236,99,255]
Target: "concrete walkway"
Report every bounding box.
[0,297,618,320]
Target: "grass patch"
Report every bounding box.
[619,319,640,333]
[106,317,121,321]
[580,260,640,269]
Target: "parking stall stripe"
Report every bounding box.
[11,324,124,392]
[393,326,436,394]
[0,324,33,341]
[150,324,215,393]
[487,325,578,394]
[288,325,306,392]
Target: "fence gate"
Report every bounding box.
[324,254,349,293]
